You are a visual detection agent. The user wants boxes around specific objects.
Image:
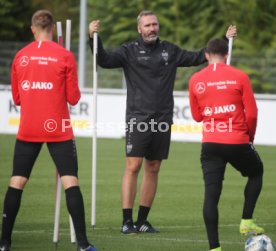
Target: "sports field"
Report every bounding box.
[0,134,275,251]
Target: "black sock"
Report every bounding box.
[65,186,89,248]
[1,187,23,243]
[137,205,150,225]
[242,175,263,219]
[203,183,222,250]
[122,208,133,224]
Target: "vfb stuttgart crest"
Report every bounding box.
[126,144,133,154]
[161,50,169,62]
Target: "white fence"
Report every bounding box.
[0,87,275,145]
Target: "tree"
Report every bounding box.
[31,0,80,42]
[0,0,34,41]
[87,0,276,93]
[1,0,276,92]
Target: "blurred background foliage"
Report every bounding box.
[1,0,276,93]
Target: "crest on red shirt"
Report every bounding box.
[203,107,212,116]
[19,56,29,67]
[195,82,206,94]
[21,80,31,91]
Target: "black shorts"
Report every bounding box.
[125,118,171,160]
[12,139,78,179]
[200,143,263,186]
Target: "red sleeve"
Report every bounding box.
[189,77,203,122]
[11,56,21,105]
[241,73,257,142]
[66,52,80,105]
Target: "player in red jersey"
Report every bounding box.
[189,38,264,251]
[0,10,98,251]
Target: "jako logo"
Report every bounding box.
[21,80,31,91]
[31,81,53,90]
[214,104,236,114]
[21,81,53,90]
[203,104,236,116]
[203,107,213,116]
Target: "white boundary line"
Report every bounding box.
[15,222,276,233]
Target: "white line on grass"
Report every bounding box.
[12,230,244,245]
[14,223,276,246]
[13,222,275,234]
[86,234,246,246]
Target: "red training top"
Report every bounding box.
[189,62,257,144]
[11,40,80,142]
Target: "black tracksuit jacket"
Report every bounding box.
[89,36,207,123]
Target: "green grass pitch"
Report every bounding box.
[0,134,275,251]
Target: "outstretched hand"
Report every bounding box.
[226,25,237,39]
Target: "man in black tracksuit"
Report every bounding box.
[89,10,237,234]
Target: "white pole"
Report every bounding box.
[65,19,77,244]
[91,32,98,227]
[53,21,63,244]
[56,21,63,46]
[65,19,71,50]
[69,217,76,243]
[78,0,87,88]
[53,173,62,243]
[227,37,233,65]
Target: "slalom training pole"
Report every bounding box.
[91,32,98,227]
[65,19,77,244]
[53,21,63,246]
[53,173,62,245]
[65,19,71,50]
[227,37,233,65]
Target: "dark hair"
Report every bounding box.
[137,10,156,24]
[32,10,54,31]
[206,38,228,56]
